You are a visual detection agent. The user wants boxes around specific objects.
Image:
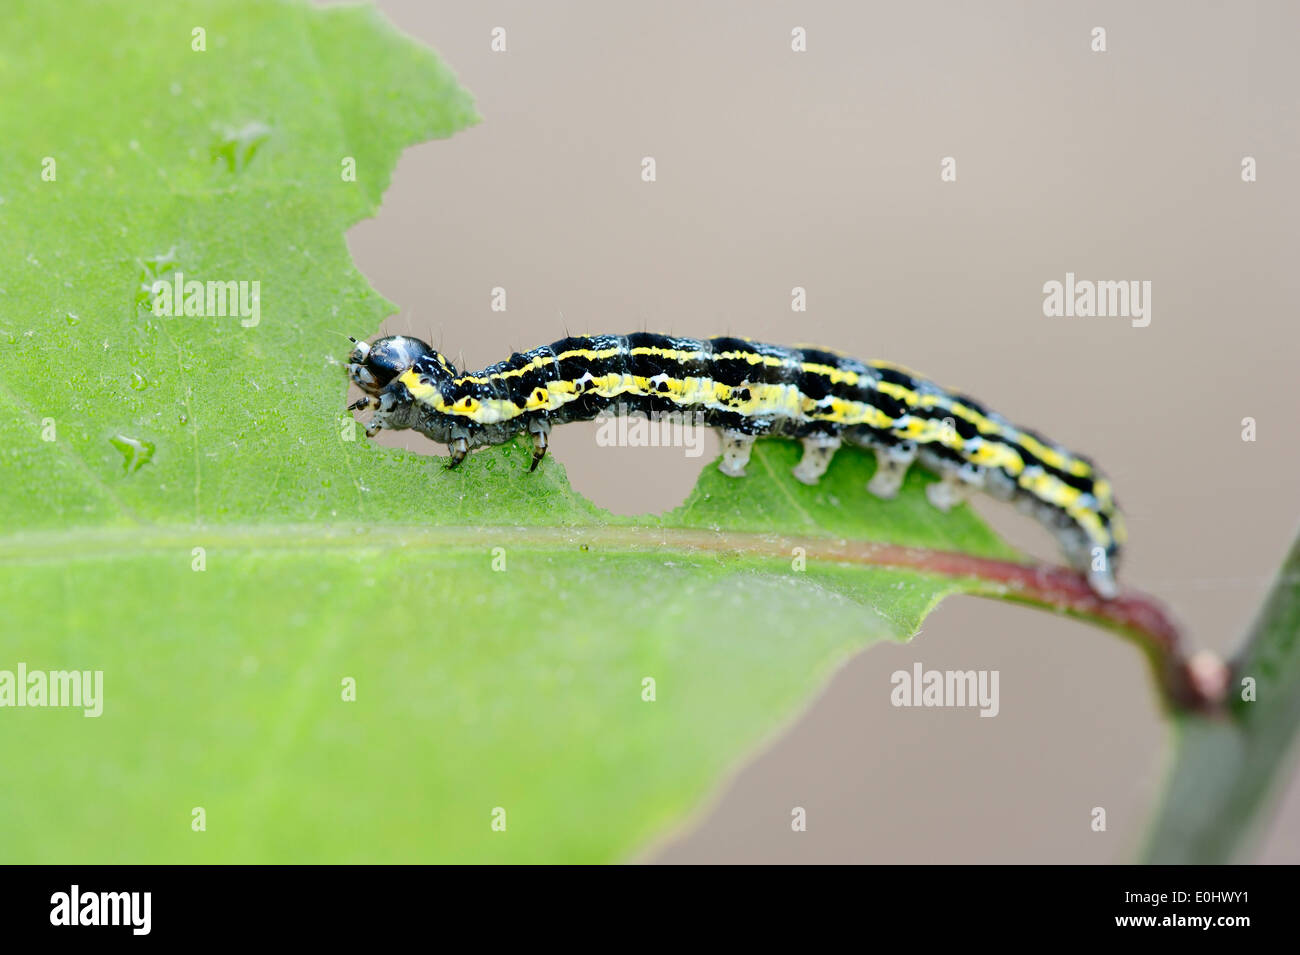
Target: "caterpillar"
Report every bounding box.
[346,332,1126,598]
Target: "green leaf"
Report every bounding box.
[0,0,1188,863]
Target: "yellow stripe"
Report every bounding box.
[453,346,625,385]
[398,369,437,401]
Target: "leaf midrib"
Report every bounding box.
[0,522,1015,572]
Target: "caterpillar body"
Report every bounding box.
[346,332,1126,598]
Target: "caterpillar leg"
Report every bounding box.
[792,433,841,486]
[360,388,400,438]
[447,435,469,469]
[1087,560,1120,600]
[718,429,755,478]
[1065,532,1120,601]
[925,461,986,511]
[866,441,916,499]
[925,473,970,511]
[528,419,551,472]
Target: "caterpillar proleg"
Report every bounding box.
[346,333,1126,598]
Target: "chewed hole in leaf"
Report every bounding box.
[211,121,273,173]
[109,433,155,474]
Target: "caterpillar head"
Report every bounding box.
[346,335,438,396]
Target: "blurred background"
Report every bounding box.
[330,0,1300,862]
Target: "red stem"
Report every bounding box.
[634,528,1224,715]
